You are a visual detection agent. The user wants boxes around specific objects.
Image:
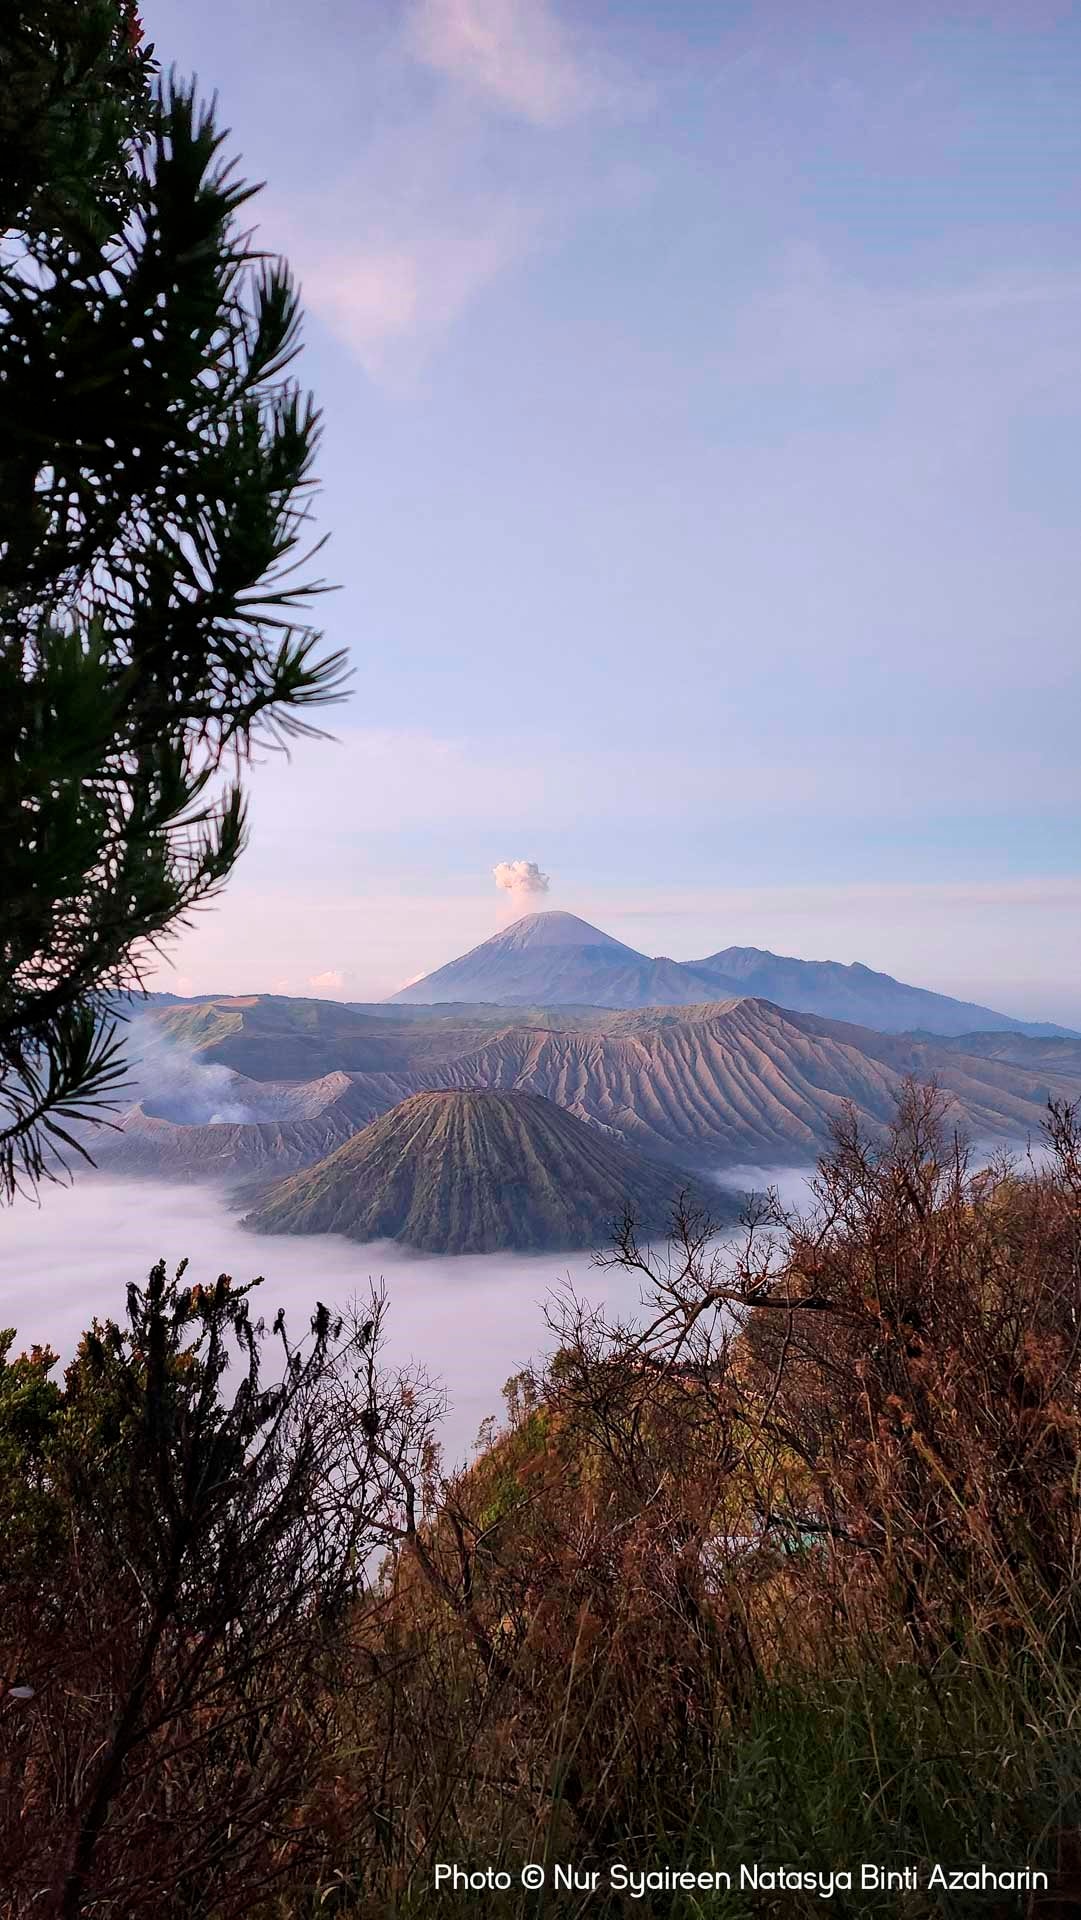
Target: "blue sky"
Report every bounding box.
[143,0,1081,1021]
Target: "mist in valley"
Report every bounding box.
[708,1162,824,1214]
[0,1176,664,1466]
[0,1156,827,1465]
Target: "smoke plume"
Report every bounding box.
[121,1017,263,1125]
[493,859,550,901]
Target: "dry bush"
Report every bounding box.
[0,1274,438,1919]
[291,1086,1081,1913]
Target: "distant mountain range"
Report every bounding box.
[242,1089,722,1254]
[388,911,1074,1038]
[88,994,1081,1202]
[88,924,1081,1259]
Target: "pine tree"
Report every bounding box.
[0,2,348,1199]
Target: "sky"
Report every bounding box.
[141,0,1081,1023]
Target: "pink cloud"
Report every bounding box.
[302,251,420,349]
[406,0,597,126]
[297,215,528,376]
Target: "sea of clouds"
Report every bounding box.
[0,1177,638,1466]
[0,1157,826,1467]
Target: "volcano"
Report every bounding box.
[388,911,725,1010]
[389,911,1072,1037]
[241,1088,725,1253]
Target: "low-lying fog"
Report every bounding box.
[706,1163,825,1213]
[0,1166,815,1467]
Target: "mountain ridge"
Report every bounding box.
[392,998,1081,1169]
[390,912,728,1012]
[389,912,1074,1037]
[92,994,1081,1185]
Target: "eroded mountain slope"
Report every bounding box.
[94,999,1079,1183]
[391,1000,1081,1167]
[243,1090,723,1252]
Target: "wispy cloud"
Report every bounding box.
[304,250,419,354]
[294,199,535,379]
[309,968,346,991]
[405,0,605,126]
[605,877,1081,920]
[263,0,645,381]
[718,243,1081,398]
[235,724,1079,850]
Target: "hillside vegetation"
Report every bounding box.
[6,1085,1081,1916]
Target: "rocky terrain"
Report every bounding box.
[241,1089,721,1253]
[88,994,1081,1188]
[929,1031,1081,1074]
[390,911,1075,1036]
[148,995,569,1079]
[86,1070,390,1182]
[386,999,1081,1169]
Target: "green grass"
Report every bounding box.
[265,1641,1081,1920]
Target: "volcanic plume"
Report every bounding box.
[492,859,550,908]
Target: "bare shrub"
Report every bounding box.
[0,1272,438,1918]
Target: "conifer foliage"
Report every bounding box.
[0,1,347,1199]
